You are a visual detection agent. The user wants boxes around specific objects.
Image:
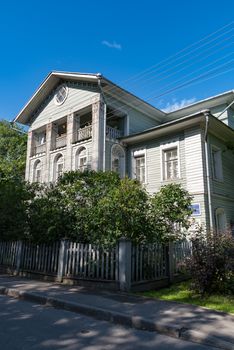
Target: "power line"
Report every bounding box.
[121,21,233,85]
[134,37,233,89]
[145,53,233,100]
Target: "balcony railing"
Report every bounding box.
[106,126,122,140]
[55,135,67,149]
[74,125,92,143]
[34,143,46,155]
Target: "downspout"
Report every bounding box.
[204,111,214,230]
[97,75,106,171]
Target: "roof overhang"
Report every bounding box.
[166,90,234,121]
[14,71,166,125]
[121,110,234,145]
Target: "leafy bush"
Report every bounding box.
[1,170,194,245]
[150,183,193,241]
[27,171,151,245]
[0,177,34,240]
[187,229,234,295]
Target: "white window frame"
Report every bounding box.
[211,145,223,181]
[160,140,181,181]
[111,144,125,178]
[54,154,64,181]
[132,148,147,184]
[76,147,88,172]
[54,85,69,106]
[33,160,42,183]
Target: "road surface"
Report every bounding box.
[0,294,216,350]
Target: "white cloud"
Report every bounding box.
[102,40,122,50]
[162,97,196,113]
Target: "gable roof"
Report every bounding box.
[14,71,166,125]
[121,110,234,145]
[165,90,234,121]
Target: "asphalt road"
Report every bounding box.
[0,294,216,350]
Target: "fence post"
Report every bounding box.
[57,239,69,283]
[166,241,174,284]
[15,241,23,275]
[118,237,132,292]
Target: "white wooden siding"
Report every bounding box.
[30,83,100,130]
[184,128,205,194]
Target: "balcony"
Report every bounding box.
[34,143,46,155]
[74,125,92,143]
[106,126,122,140]
[55,135,67,149]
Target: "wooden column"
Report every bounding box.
[92,99,106,171]
[44,122,53,182]
[66,113,75,171]
[25,130,33,181]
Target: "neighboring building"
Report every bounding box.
[14,71,234,232]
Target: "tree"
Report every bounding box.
[150,183,193,241]
[0,177,34,240]
[27,171,151,245]
[0,120,27,179]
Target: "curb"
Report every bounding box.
[0,286,233,350]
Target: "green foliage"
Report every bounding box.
[26,171,151,245]
[0,120,27,180]
[150,183,193,241]
[186,230,234,295]
[1,169,194,245]
[142,280,234,314]
[0,177,33,240]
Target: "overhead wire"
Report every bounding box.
[27,22,234,130]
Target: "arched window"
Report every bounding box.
[76,147,87,171]
[54,154,64,181]
[111,144,125,178]
[215,208,226,232]
[33,160,42,183]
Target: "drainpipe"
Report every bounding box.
[97,75,107,171]
[204,111,214,230]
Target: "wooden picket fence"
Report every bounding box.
[0,241,20,268]
[20,241,60,275]
[65,242,118,280]
[0,239,192,291]
[131,243,167,282]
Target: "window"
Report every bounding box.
[163,147,179,180]
[57,122,67,137]
[54,85,68,105]
[112,158,120,173]
[135,156,145,183]
[111,144,125,178]
[76,147,87,171]
[215,208,226,232]
[37,131,46,145]
[160,141,180,181]
[54,154,64,181]
[211,146,223,181]
[133,150,146,183]
[33,160,42,183]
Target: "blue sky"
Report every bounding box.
[0,0,233,121]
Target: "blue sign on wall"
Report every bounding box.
[190,203,201,216]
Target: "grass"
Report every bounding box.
[141,281,234,314]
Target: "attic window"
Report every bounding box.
[54,85,68,105]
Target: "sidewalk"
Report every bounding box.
[0,275,233,350]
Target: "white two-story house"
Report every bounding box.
[14,71,234,233]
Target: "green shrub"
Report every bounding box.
[187,230,234,295]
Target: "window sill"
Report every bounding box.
[161,178,182,183]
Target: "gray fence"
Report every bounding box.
[0,239,192,291]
